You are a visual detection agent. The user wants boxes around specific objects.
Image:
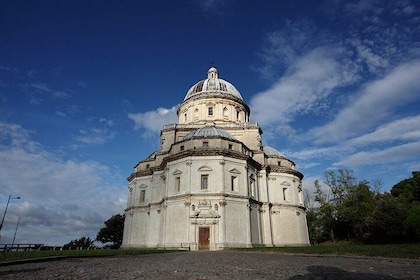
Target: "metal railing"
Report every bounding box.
[0,243,43,252]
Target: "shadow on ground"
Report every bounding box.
[289,265,397,280]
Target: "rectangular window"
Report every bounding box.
[283,188,287,201]
[250,177,256,198]
[231,176,237,191]
[140,190,146,203]
[180,145,184,151]
[228,144,233,150]
[201,175,208,190]
[208,107,213,116]
[175,177,180,193]
[203,141,209,148]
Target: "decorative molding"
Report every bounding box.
[280,181,291,186]
[198,165,213,172]
[229,168,241,174]
[184,201,191,207]
[172,169,183,175]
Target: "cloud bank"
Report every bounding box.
[0,122,127,245]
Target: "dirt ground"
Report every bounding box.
[0,251,419,279]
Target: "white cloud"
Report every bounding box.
[128,105,178,136]
[308,60,420,144]
[251,46,357,134]
[55,111,66,117]
[0,122,126,245]
[76,127,116,144]
[30,83,51,92]
[349,115,420,146]
[195,0,227,13]
[77,81,88,88]
[99,117,115,127]
[0,65,13,72]
[335,140,420,167]
[52,91,71,99]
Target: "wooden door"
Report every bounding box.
[199,227,210,250]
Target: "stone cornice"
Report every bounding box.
[127,148,261,181]
[266,165,304,180]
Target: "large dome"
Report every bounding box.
[184,67,243,101]
[264,146,285,158]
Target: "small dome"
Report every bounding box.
[184,67,243,101]
[184,126,236,141]
[264,146,285,158]
[146,151,158,160]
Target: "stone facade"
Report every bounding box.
[122,67,310,250]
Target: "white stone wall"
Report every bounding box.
[123,68,310,250]
[178,97,249,125]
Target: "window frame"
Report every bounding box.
[201,174,209,190]
[140,190,146,203]
[175,176,181,193]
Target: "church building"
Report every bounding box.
[122,67,310,250]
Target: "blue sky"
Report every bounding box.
[0,0,419,245]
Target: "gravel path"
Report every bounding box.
[0,251,419,279]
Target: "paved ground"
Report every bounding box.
[0,251,419,279]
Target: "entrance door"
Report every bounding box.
[199,227,210,250]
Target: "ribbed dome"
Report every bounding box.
[184,67,243,101]
[184,126,236,140]
[264,146,285,158]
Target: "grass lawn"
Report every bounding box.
[0,248,180,263]
[0,244,419,263]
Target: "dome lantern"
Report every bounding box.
[207,67,218,79]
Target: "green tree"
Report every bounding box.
[365,193,407,243]
[404,202,420,242]
[63,236,95,249]
[96,214,124,248]
[338,181,375,241]
[312,170,357,243]
[390,171,420,242]
[391,172,420,203]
